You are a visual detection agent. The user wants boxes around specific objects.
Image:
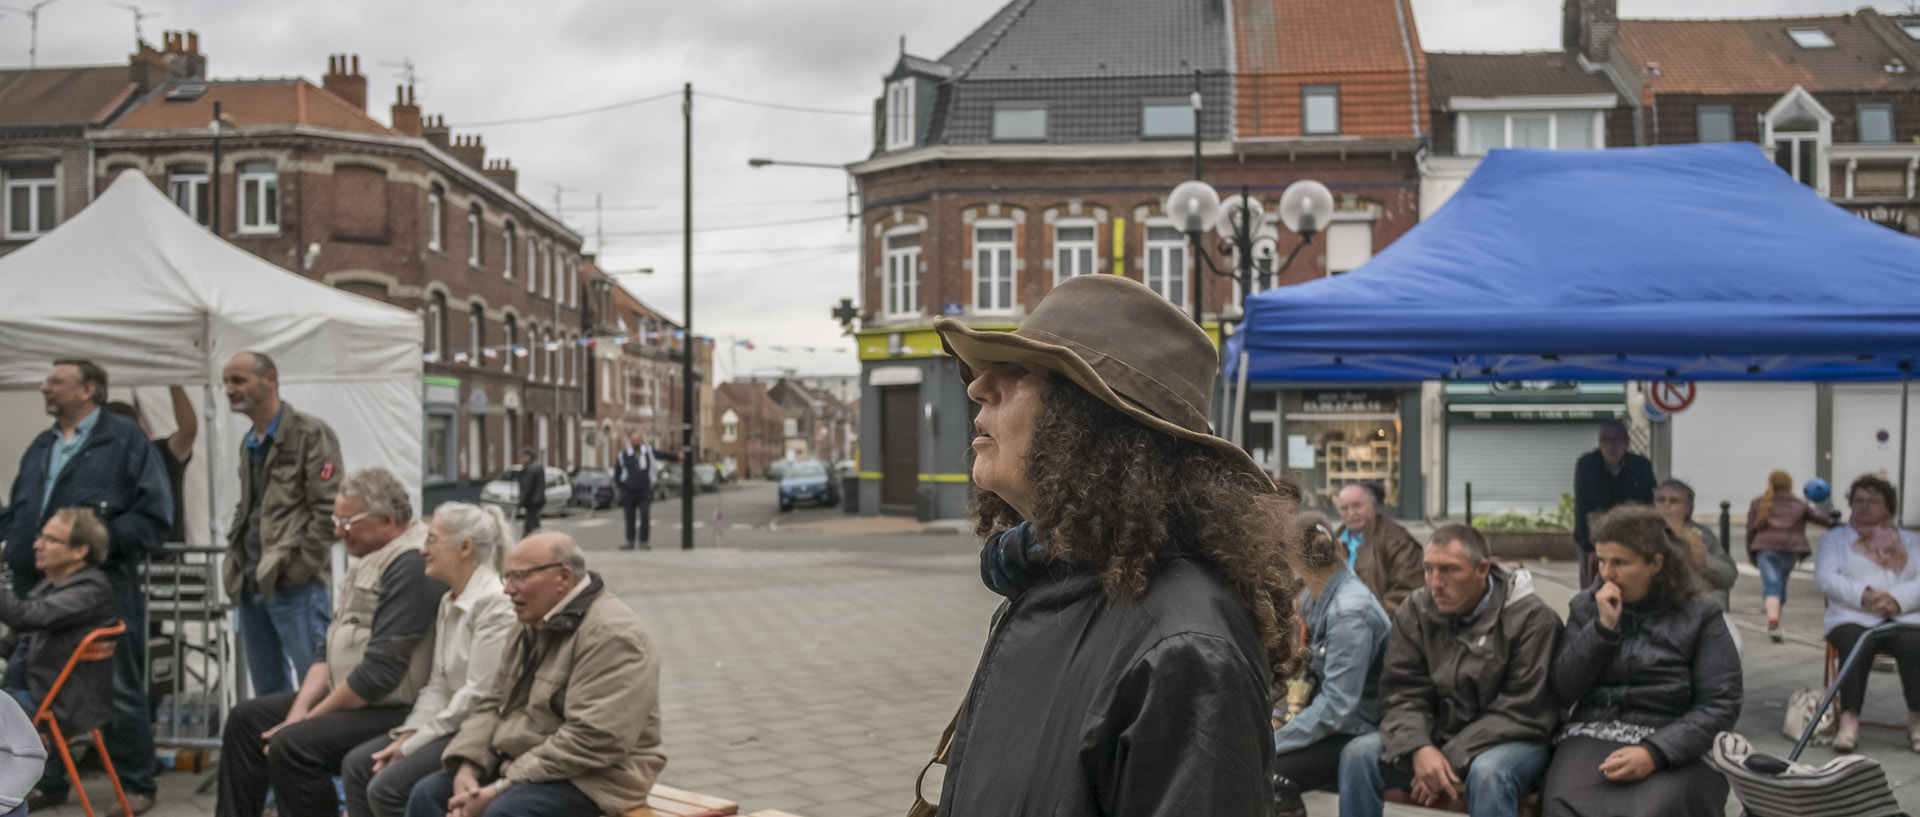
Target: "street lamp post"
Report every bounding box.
[1163,178,1334,444]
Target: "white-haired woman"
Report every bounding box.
[342,502,518,817]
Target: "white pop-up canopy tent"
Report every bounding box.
[0,170,423,547]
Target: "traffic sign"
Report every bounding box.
[1647,380,1697,414]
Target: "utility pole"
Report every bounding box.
[681,82,696,551]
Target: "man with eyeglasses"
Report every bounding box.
[409,532,664,817]
[216,468,445,817]
[221,351,345,699]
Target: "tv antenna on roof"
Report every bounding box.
[105,1,158,44]
[380,58,420,88]
[0,0,64,68]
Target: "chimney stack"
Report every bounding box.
[483,158,518,192]
[448,134,487,172]
[423,114,451,150]
[390,85,423,137]
[137,29,207,84]
[323,53,368,112]
[1562,0,1618,65]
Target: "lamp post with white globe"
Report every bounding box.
[1162,178,1335,441]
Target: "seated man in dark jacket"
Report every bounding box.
[0,507,121,810]
[1338,524,1564,817]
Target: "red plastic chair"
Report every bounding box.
[31,620,132,817]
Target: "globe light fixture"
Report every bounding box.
[1277,180,1334,237]
[1164,180,1221,235]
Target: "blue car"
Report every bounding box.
[779,460,840,512]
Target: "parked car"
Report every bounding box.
[694,464,720,493]
[764,459,792,482]
[481,466,571,517]
[570,467,615,509]
[834,459,858,479]
[779,460,840,511]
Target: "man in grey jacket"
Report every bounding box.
[215,469,444,817]
[1337,524,1564,817]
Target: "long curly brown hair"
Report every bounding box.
[969,373,1306,688]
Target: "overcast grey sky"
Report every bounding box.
[8,0,1904,378]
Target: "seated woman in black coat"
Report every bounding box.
[0,507,120,810]
[1544,505,1743,817]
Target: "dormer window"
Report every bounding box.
[885,80,916,150]
[1902,23,1920,39]
[1787,28,1834,49]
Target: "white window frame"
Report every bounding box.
[1143,220,1188,308]
[503,223,516,279]
[169,167,209,227]
[426,293,446,360]
[882,226,922,318]
[1696,105,1735,144]
[468,205,483,268]
[722,409,739,442]
[1302,85,1340,136]
[526,240,538,293]
[503,318,517,374]
[1763,86,1834,196]
[1456,110,1606,155]
[427,185,444,251]
[3,164,57,239]
[885,79,916,150]
[1324,212,1377,276]
[1859,103,1895,143]
[972,221,1016,315]
[468,303,482,363]
[1053,219,1098,283]
[1141,98,1196,139]
[544,247,557,299]
[991,102,1047,142]
[237,162,279,234]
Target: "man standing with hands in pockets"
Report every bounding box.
[613,432,676,551]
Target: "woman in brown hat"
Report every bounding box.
[927,274,1301,816]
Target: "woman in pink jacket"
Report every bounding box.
[1748,469,1835,642]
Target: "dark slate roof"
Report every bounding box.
[0,65,137,130]
[939,0,1230,80]
[1427,51,1621,104]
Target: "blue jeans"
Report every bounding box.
[102,563,157,796]
[1754,549,1800,601]
[235,582,331,696]
[404,770,600,817]
[1337,731,1549,817]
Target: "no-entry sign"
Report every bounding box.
[1647,380,1697,414]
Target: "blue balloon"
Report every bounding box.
[1804,478,1831,503]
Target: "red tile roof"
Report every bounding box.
[0,65,137,129]
[111,79,395,134]
[1619,13,1920,95]
[1235,0,1428,139]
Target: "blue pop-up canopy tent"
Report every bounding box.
[1228,143,1920,384]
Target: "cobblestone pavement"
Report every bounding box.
[43,519,1920,817]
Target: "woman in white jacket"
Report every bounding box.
[1814,475,1920,754]
[342,502,519,817]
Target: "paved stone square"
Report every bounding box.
[37,515,1920,817]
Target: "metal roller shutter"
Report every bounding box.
[1447,422,1594,518]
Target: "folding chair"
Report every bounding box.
[32,621,132,817]
[1820,600,1903,731]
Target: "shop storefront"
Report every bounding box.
[1442,381,1625,518]
[1245,386,1423,516]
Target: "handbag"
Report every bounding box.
[906,709,960,817]
[1782,687,1836,746]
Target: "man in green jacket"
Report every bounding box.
[221,351,343,696]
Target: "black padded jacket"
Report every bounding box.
[1552,588,1744,767]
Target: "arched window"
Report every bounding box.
[427,183,445,251]
[467,203,484,267]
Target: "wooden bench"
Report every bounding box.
[1383,789,1540,816]
[622,783,741,817]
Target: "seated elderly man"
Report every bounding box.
[1335,482,1424,616]
[406,532,664,817]
[1337,524,1564,817]
[216,468,446,817]
[0,508,119,810]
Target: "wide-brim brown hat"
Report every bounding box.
[935,274,1272,487]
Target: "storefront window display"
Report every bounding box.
[1280,390,1401,511]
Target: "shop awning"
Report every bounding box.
[1227,143,1920,383]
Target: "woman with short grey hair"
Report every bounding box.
[341,502,516,817]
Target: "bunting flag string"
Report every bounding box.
[427,334,849,364]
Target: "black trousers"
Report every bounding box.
[1827,623,1920,714]
[1273,733,1355,793]
[520,505,542,539]
[622,496,652,546]
[214,691,409,817]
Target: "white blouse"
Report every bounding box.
[1816,526,1920,633]
[391,566,518,755]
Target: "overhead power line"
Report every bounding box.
[597,213,846,238]
[693,90,867,117]
[449,89,680,128]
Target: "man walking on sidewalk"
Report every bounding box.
[516,449,546,539]
[613,432,676,550]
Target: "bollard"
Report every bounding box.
[1465,482,1473,525]
[1719,501,1732,550]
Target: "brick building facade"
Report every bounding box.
[88,36,587,504]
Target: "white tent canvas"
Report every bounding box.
[0,170,423,548]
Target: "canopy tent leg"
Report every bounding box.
[1233,350,1250,449]
[1903,369,1911,526]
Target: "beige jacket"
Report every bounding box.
[443,574,665,815]
[327,523,434,707]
